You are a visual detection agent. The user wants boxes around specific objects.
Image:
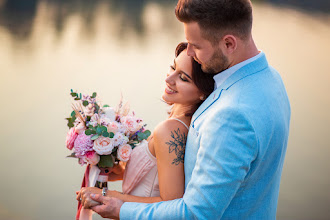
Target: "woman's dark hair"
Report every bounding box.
[175,42,215,109]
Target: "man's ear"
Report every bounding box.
[220,35,237,54]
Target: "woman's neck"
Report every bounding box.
[169,104,196,118]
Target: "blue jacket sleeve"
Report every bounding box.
[120,108,258,219]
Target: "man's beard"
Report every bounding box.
[201,48,229,74]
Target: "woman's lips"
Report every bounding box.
[165,86,177,94]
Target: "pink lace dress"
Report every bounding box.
[122,118,189,197]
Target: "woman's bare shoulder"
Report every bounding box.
[153,119,188,143]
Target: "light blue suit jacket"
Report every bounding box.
[120,53,290,219]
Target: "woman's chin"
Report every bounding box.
[162,95,174,105]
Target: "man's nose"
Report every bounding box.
[186,44,195,57]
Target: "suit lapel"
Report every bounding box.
[191,88,223,128]
[191,53,269,127]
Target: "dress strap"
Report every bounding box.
[169,118,189,130]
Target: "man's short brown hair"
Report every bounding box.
[175,0,253,43]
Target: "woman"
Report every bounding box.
[77,42,214,207]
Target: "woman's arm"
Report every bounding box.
[107,120,187,203]
[79,120,187,206]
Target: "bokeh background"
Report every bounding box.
[0,0,329,219]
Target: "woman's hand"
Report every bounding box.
[76,187,102,209]
[108,162,126,181]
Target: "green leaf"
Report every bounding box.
[79,93,82,99]
[109,132,114,138]
[67,121,74,128]
[72,115,76,122]
[137,133,144,141]
[71,89,73,93]
[85,129,92,135]
[94,103,100,113]
[71,92,77,97]
[91,135,99,140]
[66,152,76,158]
[98,155,114,168]
[91,92,97,98]
[74,97,80,100]
[86,116,91,122]
[144,130,151,137]
[91,130,97,135]
[103,104,110,108]
[102,131,109,137]
[83,100,89,106]
[137,130,151,141]
[96,126,102,135]
[100,126,107,133]
[71,111,76,117]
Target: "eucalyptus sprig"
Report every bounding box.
[66,110,76,128]
[85,124,115,139]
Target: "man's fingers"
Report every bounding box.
[90,194,104,203]
[91,204,103,213]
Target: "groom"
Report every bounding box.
[89,0,291,219]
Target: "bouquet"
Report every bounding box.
[65,90,151,187]
[66,90,151,219]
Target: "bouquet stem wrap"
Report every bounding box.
[76,165,101,220]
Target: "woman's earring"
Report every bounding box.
[200,95,206,100]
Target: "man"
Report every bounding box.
[87,0,291,219]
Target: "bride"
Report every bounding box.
[77,42,214,208]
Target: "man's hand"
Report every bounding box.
[90,193,124,219]
[76,187,102,209]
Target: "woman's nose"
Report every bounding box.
[165,72,175,84]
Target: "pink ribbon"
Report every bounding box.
[76,164,90,220]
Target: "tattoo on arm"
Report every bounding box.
[165,128,186,165]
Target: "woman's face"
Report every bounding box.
[162,50,203,106]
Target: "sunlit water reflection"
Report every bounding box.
[0,1,329,219]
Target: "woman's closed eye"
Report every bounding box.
[170,65,191,82]
[179,73,189,82]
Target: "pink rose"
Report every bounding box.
[120,115,142,135]
[93,137,114,155]
[66,128,78,150]
[117,144,132,162]
[85,151,100,165]
[107,121,124,133]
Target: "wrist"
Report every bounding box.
[102,187,108,196]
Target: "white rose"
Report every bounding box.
[113,132,129,147]
[103,107,116,121]
[93,137,114,155]
[99,115,112,126]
